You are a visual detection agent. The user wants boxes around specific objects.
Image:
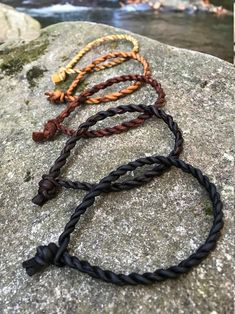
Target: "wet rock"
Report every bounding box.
[0,22,234,313]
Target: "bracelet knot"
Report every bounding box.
[51,68,67,84]
[45,90,67,103]
[32,119,59,142]
[22,242,63,276]
[32,175,59,206]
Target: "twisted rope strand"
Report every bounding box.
[51,34,139,84]
[33,74,165,142]
[46,51,151,104]
[32,104,183,206]
[23,156,224,285]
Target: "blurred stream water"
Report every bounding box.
[1,0,233,63]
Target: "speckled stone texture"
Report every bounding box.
[0,22,234,314]
[0,4,41,44]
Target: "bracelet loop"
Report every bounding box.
[51,34,139,84]
[24,156,223,285]
[47,51,150,104]
[32,104,183,206]
[33,74,165,142]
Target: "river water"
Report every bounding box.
[1,0,233,63]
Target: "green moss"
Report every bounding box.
[108,41,118,50]
[76,80,89,92]
[0,34,49,76]
[24,170,32,182]
[55,73,89,93]
[61,55,70,62]
[26,66,47,89]
[55,72,77,91]
[203,200,213,216]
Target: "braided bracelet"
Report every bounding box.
[33,74,165,142]
[32,104,183,207]
[23,155,224,285]
[52,34,139,84]
[46,52,151,104]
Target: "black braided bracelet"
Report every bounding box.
[23,156,223,285]
[32,104,183,206]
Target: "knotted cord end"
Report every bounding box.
[22,243,60,276]
[51,69,67,84]
[32,131,47,142]
[32,193,47,206]
[32,175,60,206]
[32,120,59,142]
[45,90,66,104]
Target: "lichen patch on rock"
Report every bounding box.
[26,66,47,89]
[0,33,49,76]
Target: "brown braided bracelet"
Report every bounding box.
[51,34,139,84]
[32,104,183,207]
[32,74,165,142]
[46,52,151,104]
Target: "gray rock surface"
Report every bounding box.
[0,22,234,314]
[0,4,41,44]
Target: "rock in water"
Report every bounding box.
[0,4,41,44]
[0,22,234,313]
[120,3,152,12]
